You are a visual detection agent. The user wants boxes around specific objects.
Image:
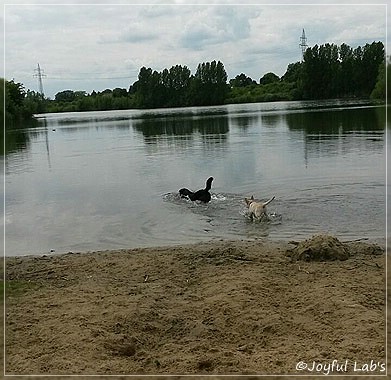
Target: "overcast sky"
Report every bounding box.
[2,1,388,99]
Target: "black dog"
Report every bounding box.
[179,177,213,203]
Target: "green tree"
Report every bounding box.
[259,72,280,85]
[230,73,256,87]
[166,65,191,106]
[301,44,322,98]
[339,43,355,96]
[159,65,191,107]
[370,60,390,100]
[360,42,385,96]
[282,62,302,83]
[112,88,128,98]
[192,60,228,105]
[302,43,340,98]
[281,62,303,99]
[3,79,43,128]
[6,80,26,107]
[135,67,163,108]
[55,90,77,102]
[24,90,47,114]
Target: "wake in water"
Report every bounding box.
[163,192,282,225]
[162,192,226,205]
[240,208,282,225]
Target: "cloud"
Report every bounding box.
[179,5,259,50]
[3,2,388,98]
[100,24,159,44]
[180,21,216,50]
[138,4,177,19]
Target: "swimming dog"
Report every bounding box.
[179,177,213,203]
[244,195,275,220]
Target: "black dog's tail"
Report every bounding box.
[179,188,194,198]
[205,177,213,191]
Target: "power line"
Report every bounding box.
[47,75,135,81]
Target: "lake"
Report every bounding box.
[3,100,387,256]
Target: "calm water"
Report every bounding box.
[3,100,387,256]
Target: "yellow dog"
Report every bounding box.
[244,195,275,220]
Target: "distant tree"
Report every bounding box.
[55,90,77,102]
[24,90,46,114]
[301,43,340,98]
[281,62,302,83]
[157,65,191,107]
[6,80,26,107]
[301,41,384,99]
[259,72,280,85]
[166,64,191,106]
[77,95,96,111]
[191,60,228,105]
[371,61,390,100]
[135,66,162,108]
[133,61,227,108]
[96,93,113,110]
[100,89,113,96]
[112,88,128,98]
[3,79,46,127]
[281,62,303,99]
[230,73,256,87]
[321,43,340,97]
[339,43,355,96]
[360,42,385,96]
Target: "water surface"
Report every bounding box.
[3,100,387,255]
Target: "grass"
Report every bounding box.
[0,280,37,303]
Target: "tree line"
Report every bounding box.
[301,41,384,99]
[134,60,228,108]
[2,41,387,128]
[228,41,386,103]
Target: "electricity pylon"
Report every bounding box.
[300,29,308,61]
[33,63,46,96]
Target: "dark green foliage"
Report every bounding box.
[371,60,390,100]
[163,65,192,107]
[226,80,297,104]
[49,87,135,112]
[230,73,257,87]
[228,41,385,104]
[134,61,228,108]
[191,61,228,106]
[281,62,302,83]
[2,78,46,130]
[301,41,385,99]
[259,72,280,85]
[55,89,83,102]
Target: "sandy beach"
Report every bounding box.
[3,234,387,376]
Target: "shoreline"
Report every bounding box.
[5,233,387,259]
[4,234,387,375]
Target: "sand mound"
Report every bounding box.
[289,234,350,261]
